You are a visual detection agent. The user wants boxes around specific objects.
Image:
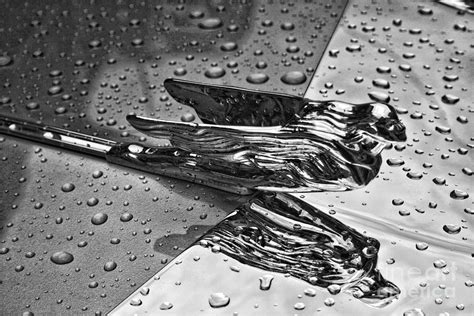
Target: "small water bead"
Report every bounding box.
[92,170,103,178]
[435,126,451,134]
[280,71,306,85]
[160,302,173,310]
[399,64,411,71]
[442,224,461,234]
[327,284,341,294]
[91,213,108,225]
[61,183,75,192]
[130,298,142,306]
[48,86,63,95]
[433,259,447,269]
[50,251,74,265]
[173,68,187,76]
[441,94,460,104]
[120,212,133,222]
[88,39,101,48]
[376,66,391,73]
[368,91,390,103]
[392,198,404,206]
[294,302,305,310]
[324,297,335,307]
[26,102,40,110]
[259,274,274,290]
[140,287,150,296]
[204,67,226,79]
[208,293,230,308]
[407,172,422,180]
[346,44,361,52]
[0,55,13,67]
[198,18,223,30]
[246,73,269,84]
[387,158,404,166]
[87,197,99,207]
[180,113,195,122]
[418,7,433,15]
[281,22,295,30]
[373,78,390,89]
[220,42,238,52]
[416,242,429,251]
[0,247,9,254]
[104,261,117,271]
[433,177,446,185]
[450,190,469,200]
[131,38,144,46]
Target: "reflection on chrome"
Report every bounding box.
[200,192,400,308]
[128,83,405,193]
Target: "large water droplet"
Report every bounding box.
[208,292,230,308]
[281,71,307,85]
[204,67,226,79]
[91,212,108,225]
[259,274,274,290]
[50,251,74,265]
[246,73,269,84]
[198,18,223,30]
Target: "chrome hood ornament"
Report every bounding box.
[126,78,406,193]
[0,78,405,195]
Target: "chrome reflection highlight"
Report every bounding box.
[200,192,400,308]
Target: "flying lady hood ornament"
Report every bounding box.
[125,78,406,194]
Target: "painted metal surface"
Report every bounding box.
[0,0,348,314]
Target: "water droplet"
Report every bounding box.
[26,102,40,110]
[120,212,133,222]
[48,86,63,96]
[433,259,447,268]
[416,242,429,251]
[220,42,238,52]
[441,94,460,105]
[324,297,335,306]
[281,22,295,30]
[160,302,173,310]
[204,67,226,79]
[294,302,305,310]
[51,251,74,265]
[198,18,223,30]
[368,91,390,103]
[181,113,195,122]
[130,298,142,306]
[259,274,274,290]
[327,284,341,295]
[208,292,230,308]
[443,224,461,234]
[387,158,405,166]
[304,288,317,297]
[450,190,468,200]
[87,197,99,207]
[372,78,390,89]
[92,170,103,178]
[0,55,13,67]
[104,261,117,271]
[281,71,307,85]
[246,73,269,84]
[91,213,108,225]
[61,183,75,193]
